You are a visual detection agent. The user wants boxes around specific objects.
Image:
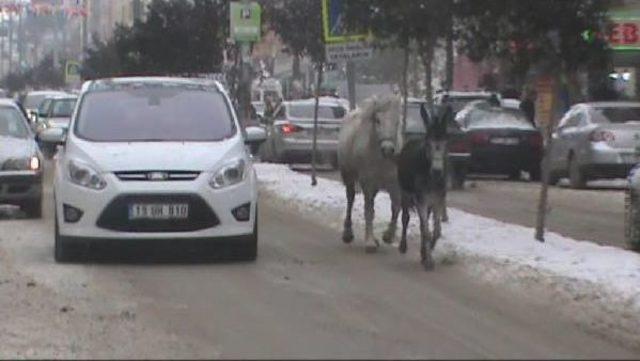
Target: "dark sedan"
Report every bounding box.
[456,101,542,181]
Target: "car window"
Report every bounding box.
[593,106,640,124]
[288,104,346,119]
[38,99,52,116]
[465,107,534,130]
[75,87,236,142]
[0,106,30,139]
[50,99,77,117]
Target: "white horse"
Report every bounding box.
[338,96,404,253]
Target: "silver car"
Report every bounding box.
[549,102,640,188]
[261,97,348,168]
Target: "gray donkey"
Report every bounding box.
[338,96,404,253]
[397,104,452,270]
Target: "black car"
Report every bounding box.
[0,99,43,218]
[456,101,542,181]
[405,99,471,189]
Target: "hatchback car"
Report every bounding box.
[456,101,543,180]
[39,77,266,262]
[261,97,348,168]
[34,95,78,157]
[549,102,640,188]
[0,99,43,218]
[20,90,68,123]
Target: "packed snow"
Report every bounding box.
[256,163,640,345]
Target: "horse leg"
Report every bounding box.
[383,188,401,244]
[418,196,435,270]
[363,187,379,253]
[399,200,410,254]
[342,179,356,243]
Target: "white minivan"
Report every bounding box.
[40,77,266,262]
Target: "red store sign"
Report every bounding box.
[609,20,640,50]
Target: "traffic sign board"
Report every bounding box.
[230,2,261,43]
[325,42,372,62]
[65,61,81,84]
[322,0,372,63]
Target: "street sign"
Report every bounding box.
[321,0,372,62]
[65,61,81,84]
[230,2,261,43]
[325,42,373,62]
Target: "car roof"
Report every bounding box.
[81,77,224,93]
[576,101,640,109]
[285,97,348,107]
[0,98,19,107]
[436,91,497,98]
[25,90,67,96]
[45,94,77,101]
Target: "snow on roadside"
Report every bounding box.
[256,163,640,347]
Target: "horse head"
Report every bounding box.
[421,103,453,174]
[363,96,402,158]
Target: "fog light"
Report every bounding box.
[63,204,83,223]
[232,203,251,222]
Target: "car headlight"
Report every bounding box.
[2,156,40,171]
[209,159,246,189]
[67,159,107,190]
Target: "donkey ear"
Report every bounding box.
[420,103,431,125]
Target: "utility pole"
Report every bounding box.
[346,60,356,111]
[8,13,13,75]
[81,0,88,62]
[17,7,23,72]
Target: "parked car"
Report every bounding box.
[261,97,348,168]
[19,90,68,123]
[0,99,43,218]
[549,102,640,189]
[434,91,501,114]
[456,101,543,180]
[39,77,266,262]
[33,95,78,158]
[405,98,470,189]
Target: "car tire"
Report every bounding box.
[54,210,78,263]
[569,155,586,189]
[235,208,258,261]
[625,189,640,252]
[528,165,541,182]
[23,199,42,219]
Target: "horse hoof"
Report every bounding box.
[399,242,407,254]
[365,244,378,253]
[342,230,354,244]
[382,230,395,244]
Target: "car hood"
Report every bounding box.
[68,137,245,173]
[0,136,37,164]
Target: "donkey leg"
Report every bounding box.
[342,180,356,243]
[363,188,379,253]
[441,192,449,223]
[383,189,401,244]
[399,204,410,254]
[418,199,435,271]
[432,204,442,250]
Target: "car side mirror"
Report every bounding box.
[244,126,267,145]
[39,127,66,146]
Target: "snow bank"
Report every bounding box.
[256,163,640,343]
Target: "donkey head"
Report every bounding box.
[420,103,453,173]
[365,96,402,158]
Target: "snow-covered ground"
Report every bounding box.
[256,163,640,348]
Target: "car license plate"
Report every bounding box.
[128,203,189,220]
[490,137,519,145]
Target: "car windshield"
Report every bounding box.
[75,86,235,142]
[465,107,533,130]
[23,93,63,109]
[445,96,491,113]
[594,106,640,124]
[288,104,346,119]
[50,99,77,118]
[0,106,29,139]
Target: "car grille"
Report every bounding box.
[114,171,200,181]
[96,194,219,232]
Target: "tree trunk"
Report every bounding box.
[420,40,434,107]
[311,63,324,186]
[445,16,454,91]
[292,54,301,80]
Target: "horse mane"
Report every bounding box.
[359,95,401,123]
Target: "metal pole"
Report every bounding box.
[346,60,356,111]
[311,63,323,186]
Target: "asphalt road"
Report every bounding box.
[0,167,636,358]
[302,167,626,249]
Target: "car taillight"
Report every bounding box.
[449,139,470,153]
[590,130,615,142]
[280,122,303,135]
[528,133,543,148]
[470,132,490,145]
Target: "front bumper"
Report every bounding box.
[0,171,43,204]
[54,169,257,240]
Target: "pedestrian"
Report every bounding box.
[520,88,537,127]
